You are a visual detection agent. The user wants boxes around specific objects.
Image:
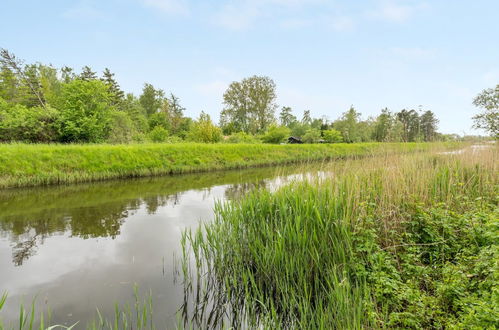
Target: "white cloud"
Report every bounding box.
[212,0,329,30]
[141,0,189,15]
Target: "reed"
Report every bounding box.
[182,145,498,328]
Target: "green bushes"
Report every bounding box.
[0,142,450,188]
[0,99,58,142]
[54,80,114,143]
[261,124,290,143]
[182,148,498,328]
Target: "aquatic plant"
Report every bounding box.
[182,146,498,328]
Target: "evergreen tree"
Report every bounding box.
[79,66,97,81]
[101,68,124,106]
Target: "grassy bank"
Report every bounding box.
[0,142,458,189]
[182,147,498,328]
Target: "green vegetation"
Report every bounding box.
[2,49,493,146]
[0,142,446,188]
[182,147,498,329]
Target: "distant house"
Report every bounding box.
[288,136,303,144]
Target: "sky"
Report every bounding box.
[1,0,498,134]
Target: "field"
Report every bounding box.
[0,142,457,189]
[182,145,498,329]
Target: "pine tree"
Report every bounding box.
[79,66,97,81]
[101,68,124,106]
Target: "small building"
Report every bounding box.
[288,136,303,144]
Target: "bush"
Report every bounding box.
[54,79,114,143]
[107,111,135,144]
[0,98,58,142]
[302,128,322,143]
[261,125,290,144]
[148,126,169,142]
[148,112,170,131]
[187,112,222,143]
[225,132,261,144]
[323,129,343,143]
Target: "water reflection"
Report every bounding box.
[0,165,320,328]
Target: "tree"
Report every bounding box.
[139,83,164,116]
[323,129,343,143]
[302,128,321,143]
[188,112,222,143]
[61,66,75,83]
[54,79,113,142]
[333,106,361,143]
[279,106,296,127]
[302,110,312,125]
[0,49,46,109]
[396,109,421,142]
[372,108,393,142]
[420,110,439,142]
[221,75,277,134]
[473,85,499,138]
[101,68,124,106]
[167,93,186,134]
[79,66,97,81]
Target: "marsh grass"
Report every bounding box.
[0,286,157,330]
[181,145,498,328]
[0,142,460,189]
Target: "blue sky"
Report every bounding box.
[1,0,498,134]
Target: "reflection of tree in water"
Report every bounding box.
[224,181,268,201]
[0,163,307,266]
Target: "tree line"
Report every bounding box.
[0,49,496,144]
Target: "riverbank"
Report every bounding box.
[0,142,460,189]
[182,146,498,329]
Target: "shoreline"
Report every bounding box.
[0,142,462,189]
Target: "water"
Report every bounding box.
[0,165,319,328]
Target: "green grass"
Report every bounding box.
[182,146,498,329]
[0,142,460,188]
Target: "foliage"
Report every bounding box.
[302,128,322,143]
[225,132,261,144]
[182,147,498,329]
[322,129,343,143]
[148,126,169,142]
[279,106,296,127]
[0,97,58,142]
[108,111,135,144]
[261,124,290,143]
[54,79,113,142]
[473,84,499,138]
[139,83,164,116]
[221,75,277,134]
[187,112,222,143]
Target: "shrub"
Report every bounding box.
[261,125,290,144]
[225,132,261,144]
[54,79,113,143]
[323,129,343,143]
[148,126,169,142]
[187,112,222,143]
[108,111,135,144]
[0,97,58,142]
[302,128,322,143]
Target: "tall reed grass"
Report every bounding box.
[182,145,498,328]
